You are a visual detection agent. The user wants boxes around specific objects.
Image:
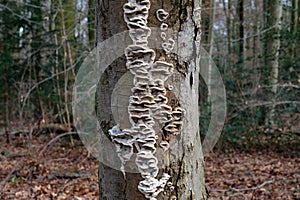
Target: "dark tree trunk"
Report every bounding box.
[237,0,244,64]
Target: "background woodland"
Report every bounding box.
[0,0,299,199]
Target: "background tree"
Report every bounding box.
[0,0,93,134]
[201,0,216,102]
[265,0,283,125]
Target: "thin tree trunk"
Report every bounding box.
[263,0,269,70]
[266,0,282,125]
[60,0,76,128]
[3,57,10,144]
[88,0,96,47]
[222,0,232,54]
[207,0,216,101]
[1,2,10,142]
[96,0,208,199]
[291,0,298,59]
[237,0,244,64]
[200,0,215,102]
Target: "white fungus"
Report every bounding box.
[108,1,184,199]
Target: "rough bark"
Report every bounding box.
[291,0,298,59]
[266,0,282,125]
[237,0,244,64]
[96,0,208,199]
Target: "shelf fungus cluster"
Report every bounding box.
[156,9,175,54]
[108,1,184,199]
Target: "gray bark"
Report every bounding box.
[96,1,208,199]
[266,0,282,125]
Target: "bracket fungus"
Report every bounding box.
[108,1,184,199]
[156,9,169,22]
[160,23,168,31]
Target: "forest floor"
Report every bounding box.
[0,132,299,200]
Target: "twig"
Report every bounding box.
[5,123,72,136]
[211,180,274,193]
[47,173,90,180]
[0,158,26,195]
[228,101,300,121]
[270,84,300,89]
[231,180,274,192]
[0,3,41,25]
[38,132,78,157]
[19,52,87,120]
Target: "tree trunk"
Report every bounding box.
[201,0,215,101]
[265,0,282,125]
[88,0,96,47]
[237,0,244,65]
[291,0,298,59]
[96,0,208,199]
[222,0,232,55]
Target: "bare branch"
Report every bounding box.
[20,53,87,117]
[38,132,78,157]
[0,3,41,25]
[231,180,274,192]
